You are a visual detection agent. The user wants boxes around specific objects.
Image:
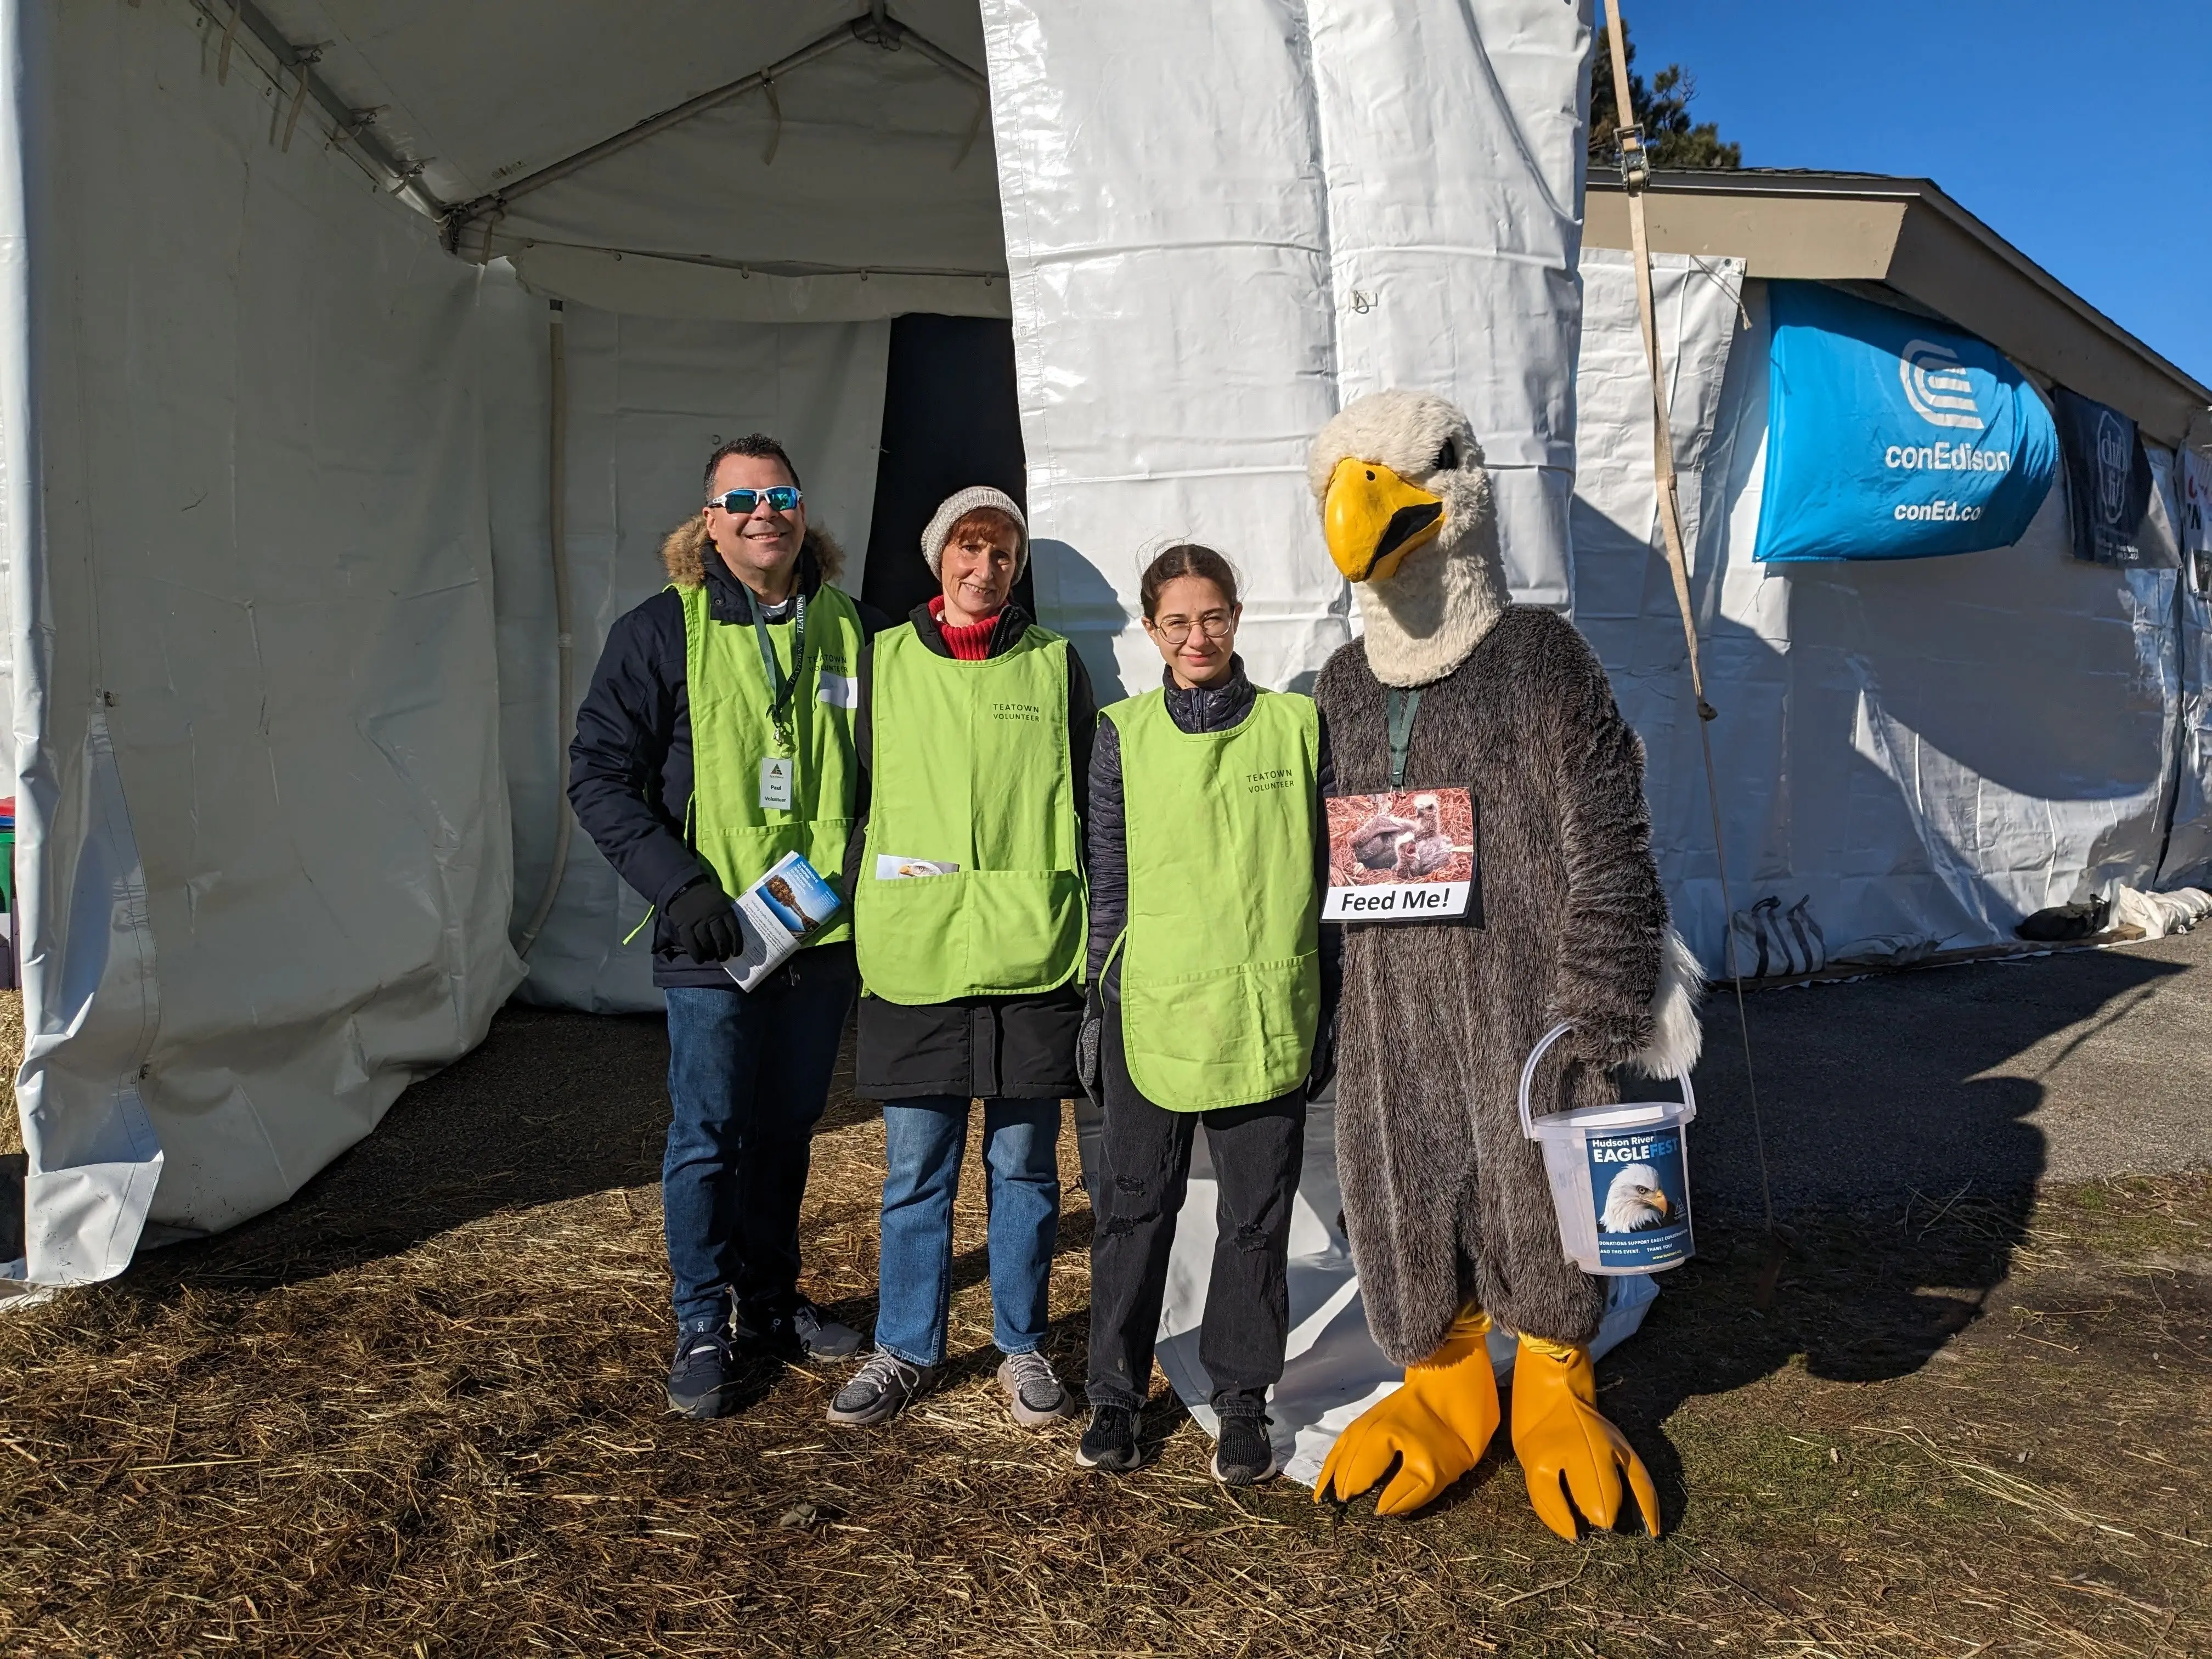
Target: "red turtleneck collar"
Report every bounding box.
[929,594,1000,662]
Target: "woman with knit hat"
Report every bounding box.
[830,487,1097,1430]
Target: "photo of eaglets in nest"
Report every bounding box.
[1326,788,1476,888]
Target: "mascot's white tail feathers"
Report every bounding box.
[1628,926,1705,1080]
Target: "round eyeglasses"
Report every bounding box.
[1147,610,1235,647]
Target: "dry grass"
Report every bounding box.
[1,988,22,1156]
[2,1005,2209,1657]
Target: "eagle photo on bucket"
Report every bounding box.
[1600,1163,1673,1233]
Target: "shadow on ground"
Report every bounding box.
[113,1008,681,1291]
[7,949,2210,1656]
[1583,941,2194,1529]
[91,940,2197,1419]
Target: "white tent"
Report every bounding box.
[5,0,1593,1283]
[10,0,2209,1358]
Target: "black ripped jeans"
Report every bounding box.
[1085,1000,1306,1419]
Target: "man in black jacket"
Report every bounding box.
[568,433,884,1419]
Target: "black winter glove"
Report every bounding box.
[1305,1008,1337,1101]
[1077,980,1104,1105]
[664,874,746,963]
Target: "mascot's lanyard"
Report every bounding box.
[1386,687,1421,788]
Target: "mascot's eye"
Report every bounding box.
[1434,438,1457,471]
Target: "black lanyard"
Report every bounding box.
[1385,686,1421,788]
[747,587,808,749]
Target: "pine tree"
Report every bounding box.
[1588,20,1742,171]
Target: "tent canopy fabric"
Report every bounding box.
[6,0,1592,1281]
[1574,251,2210,973]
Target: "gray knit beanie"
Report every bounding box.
[921,486,1029,578]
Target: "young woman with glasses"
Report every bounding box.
[1074,544,1336,1486]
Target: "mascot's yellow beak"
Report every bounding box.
[1324,457,1444,583]
[1649,1192,1671,1218]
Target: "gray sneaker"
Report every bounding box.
[998,1350,1074,1427]
[826,1347,937,1427]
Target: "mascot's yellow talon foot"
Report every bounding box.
[1315,1308,1501,1516]
[1510,1334,1661,1540]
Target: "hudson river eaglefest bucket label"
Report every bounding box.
[1585,1122,1694,1271]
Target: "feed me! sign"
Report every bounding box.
[1755,283,2058,562]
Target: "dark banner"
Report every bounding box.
[2051,387,2177,567]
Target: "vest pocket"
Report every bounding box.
[1121,951,1318,1110]
[861,867,1085,999]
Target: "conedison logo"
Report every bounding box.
[1899,339,1985,431]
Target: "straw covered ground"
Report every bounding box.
[2,989,2210,1657]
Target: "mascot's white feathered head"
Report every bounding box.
[1600,1164,1673,1233]
[1308,389,1510,688]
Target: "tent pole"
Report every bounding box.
[515,302,573,961]
[444,20,866,244]
[187,0,442,217]
[443,7,988,250]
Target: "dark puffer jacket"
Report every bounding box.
[567,528,888,990]
[844,601,1098,1100]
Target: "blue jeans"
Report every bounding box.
[874,1096,1062,1367]
[662,958,855,1333]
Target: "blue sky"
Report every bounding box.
[1621,1,2210,388]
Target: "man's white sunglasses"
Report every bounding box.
[708,485,803,515]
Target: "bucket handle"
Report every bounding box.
[1517,1021,1698,1141]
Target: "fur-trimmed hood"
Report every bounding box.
[659,512,847,590]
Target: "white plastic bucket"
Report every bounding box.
[1516,1022,1696,1276]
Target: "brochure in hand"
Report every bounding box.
[720,851,844,991]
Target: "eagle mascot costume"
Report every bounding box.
[1308,389,1702,1538]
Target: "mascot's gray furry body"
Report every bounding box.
[1311,390,1701,1367]
[1321,615,1664,1359]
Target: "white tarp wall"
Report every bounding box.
[2155,442,2212,887]
[493,302,889,1014]
[1000,0,1598,1472]
[8,0,523,1282]
[983,0,1590,699]
[1573,253,2200,972]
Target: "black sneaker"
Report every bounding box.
[1212,1413,1280,1486]
[740,1297,864,1362]
[666,1327,737,1420]
[826,1347,937,1426]
[1075,1403,1144,1472]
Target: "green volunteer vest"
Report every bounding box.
[855,622,1086,1003]
[1105,685,1321,1111]
[680,579,864,946]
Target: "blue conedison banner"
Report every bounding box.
[1754,283,2058,562]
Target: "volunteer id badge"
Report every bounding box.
[759,755,794,811]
